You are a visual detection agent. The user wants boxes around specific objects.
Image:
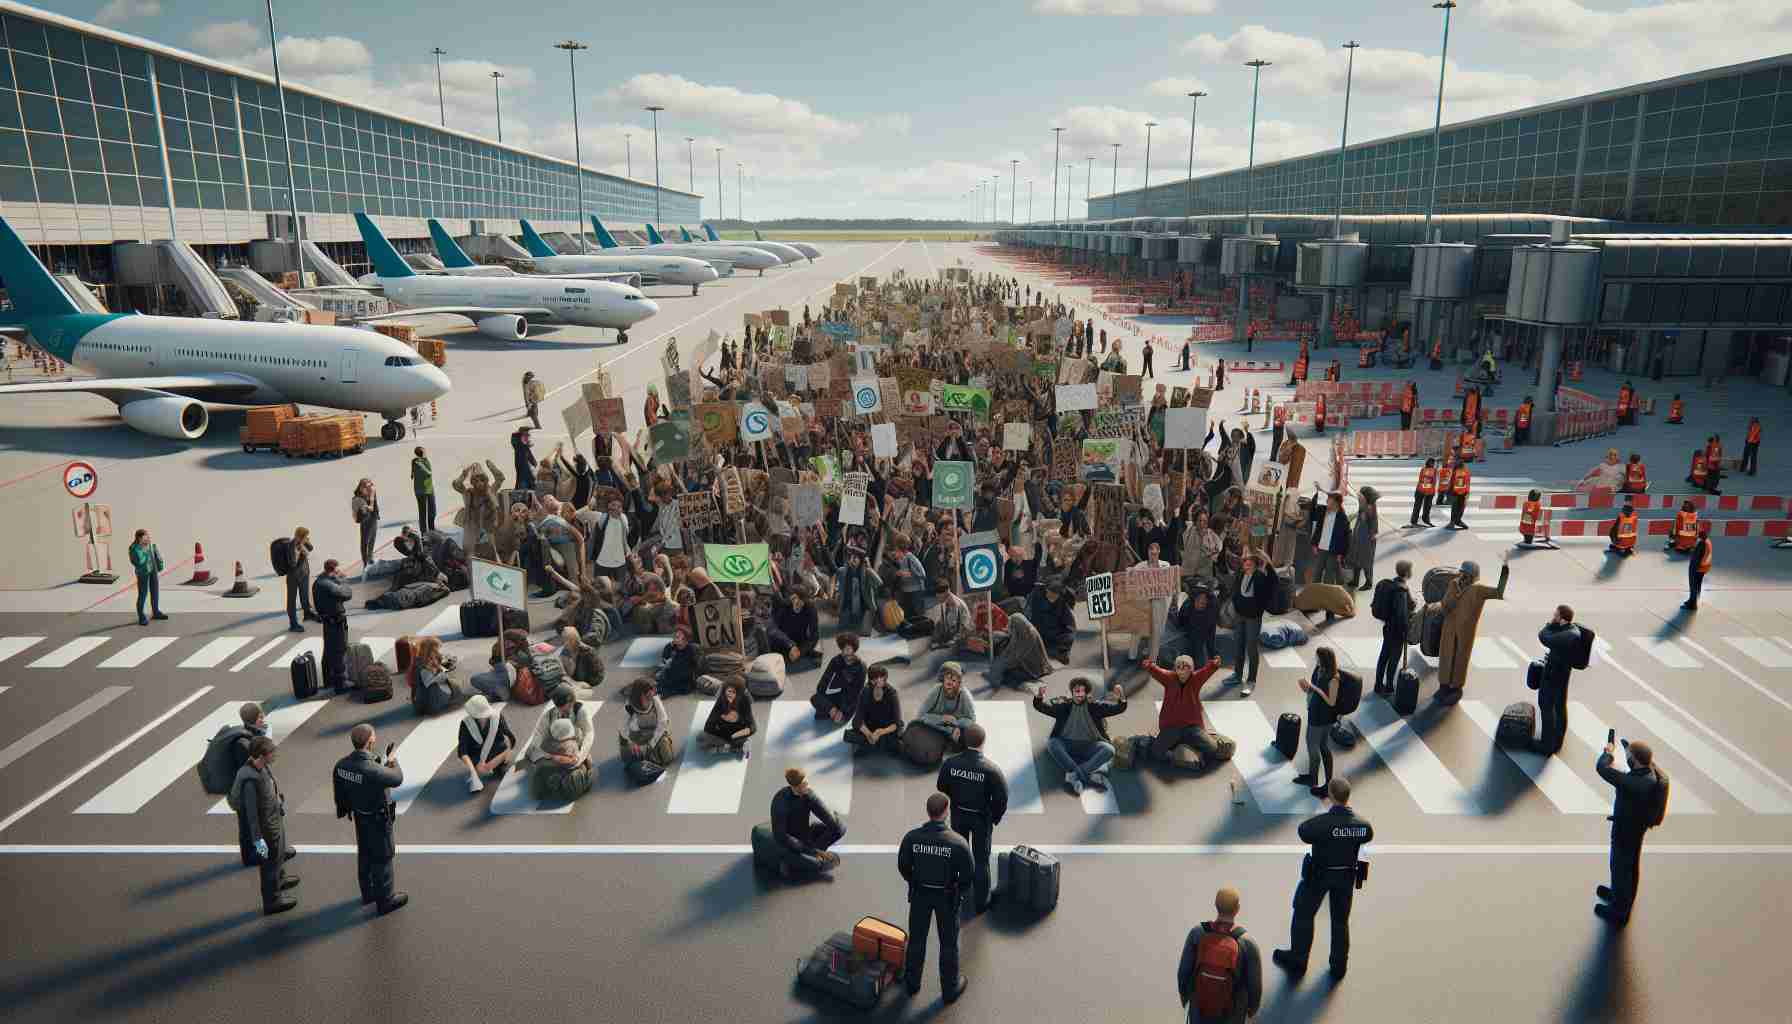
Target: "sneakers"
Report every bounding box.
[264,897,297,916]
[1292,774,1317,786]
[377,893,410,915]
[278,875,301,891]
[1596,885,1615,902]
[468,775,485,794]
[152,612,169,621]
[1593,903,1627,926]
[1240,682,1254,697]
[1223,673,1242,686]
[1088,771,1109,792]
[943,976,969,1004]
[1066,771,1085,796]
[1271,949,1306,973]
[288,623,305,633]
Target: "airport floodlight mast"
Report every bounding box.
[1086,155,1094,214]
[554,41,588,242]
[625,133,632,178]
[1244,58,1271,233]
[1110,143,1120,203]
[1185,90,1207,218]
[992,176,999,223]
[431,47,446,127]
[1335,42,1360,236]
[1010,159,1018,224]
[1425,1,1457,240]
[715,147,724,221]
[1028,179,1033,222]
[645,106,665,228]
[263,0,306,286]
[1143,121,1158,207]
[737,163,744,224]
[1050,127,1063,221]
[685,137,695,194]
[491,70,504,143]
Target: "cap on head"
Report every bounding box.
[464,695,493,718]
[552,684,576,707]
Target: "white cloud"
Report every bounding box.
[1481,0,1792,81]
[1182,25,1544,105]
[1148,77,1212,98]
[1034,0,1215,13]
[188,20,259,56]
[607,74,860,142]
[95,0,160,24]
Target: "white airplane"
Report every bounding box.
[423,219,647,288]
[726,224,822,262]
[590,217,781,275]
[0,215,449,441]
[673,224,808,264]
[511,219,718,295]
[353,213,658,343]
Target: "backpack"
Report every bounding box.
[1370,579,1395,622]
[1333,670,1364,717]
[196,726,250,795]
[1192,922,1246,1018]
[1646,767,1671,828]
[510,666,546,707]
[1571,624,1597,672]
[270,537,294,577]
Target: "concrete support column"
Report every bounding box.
[1234,278,1250,344]
[1319,290,1335,349]
[1532,323,1565,443]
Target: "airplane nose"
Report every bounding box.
[703,266,720,282]
[415,365,452,404]
[634,299,660,323]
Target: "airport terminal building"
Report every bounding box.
[0,2,699,279]
[1002,55,1792,387]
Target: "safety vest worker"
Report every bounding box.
[1452,465,1470,496]
[1294,353,1309,382]
[1520,499,1542,538]
[1401,386,1416,414]
[1418,464,1438,496]
[1690,451,1708,487]
[1274,403,1287,426]
[1463,389,1480,429]
[1315,393,1328,431]
[1461,431,1479,462]
[1747,420,1761,445]
[1624,458,1648,493]
[1516,398,1532,430]
[1667,398,1684,424]
[1695,531,1713,574]
[1617,385,1633,418]
[1611,510,1638,553]
[1431,339,1443,362]
[1672,508,1699,553]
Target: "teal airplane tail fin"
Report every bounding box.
[0,214,81,321]
[703,223,721,241]
[678,226,693,242]
[426,219,477,268]
[590,216,620,249]
[754,228,764,241]
[517,219,559,258]
[643,224,666,244]
[354,212,415,278]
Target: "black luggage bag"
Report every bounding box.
[1274,712,1301,760]
[291,651,319,700]
[997,844,1060,913]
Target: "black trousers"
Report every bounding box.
[415,493,436,532]
[905,891,962,987]
[353,811,397,906]
[1536,684,1569,755]
[1688,568,1705,606]
[1515,424,1530,446]
[1448,494,1467,528]
[844,729,903,755]
[1400,410,1412,430]
[950,812,993,909]
[256,840,292,910]
[1271,425,1284,460]
[1410,492,1433,525]
[1376,626,1405,692]
[1742,441,1759,475]
[1288,871,1356,969]
[1608,825,1645,918]
[322,617,349,688]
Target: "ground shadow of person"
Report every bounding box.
[1558,924,1636,1023]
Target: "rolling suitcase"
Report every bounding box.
[1274,712,1301,760]
[1420,603,1444,658]
[459,600,501,638]
[797,931,893,1010]
[996,844,1060,913]
[1496,702,1536,749]
[290,651,319,700]
[1393,670,1420,716]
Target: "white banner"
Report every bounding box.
[1165,406,1209,449]
[1055,383,1097,412]
[1002,422,1032,450]
[870,422,897,458]
[469,558,526,612]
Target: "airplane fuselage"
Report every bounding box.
[529,252,718,287]
[612,242,780,271]
[373,274,658,330]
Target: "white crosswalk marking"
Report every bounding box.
[0,686,7,696]
[766,703,855,814]
[229,637,285,673]
[178,636,254,669]
[79,698,327,815]
[1355,701,1483,814]
[28,636,108,668]
[1469,640,1519,670]
[1201,703,1322,815]
[1333,638,1388,672]
[417,605,462,639]
[976,701,1044,815]
[1565,703,1712,814]
[383,714,475,814]
[96,637,180,669]
[618,638,664,669]
[1262,646,1306,669]
[0,687,131,773]
[361,636,398,664]
[1630,637,1700,669]
[1621,701,1792,814]
[1722,637,1792,669]
[0,637,45,664]
[667,702,752,814]
[1497,636,1535,667]
[268,637,322,669]
[1459,701,1608,814]
[489,703,579,815]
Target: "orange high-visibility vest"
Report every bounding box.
[1748,422,1761,444]
[1668,400,1683,422]
[1274,404,1287,426]
[1708,441,1723,466]
[1463,391,1480,426]
[1402,388,1415,414]
[1461,433,1479,461]
[1520,500,1542,535]
[1691,452,1708,484]
[1359,347,1372,368]
[1613,512,1638,551]
[1617,388,1632,414]
[1673,510,1699,551]
[1516,401,1532,429]
[1625,461,1648,491]
[1452,466,1470,496]
[1431,339,1443,360]
[1316,394,1327,422]
[1696,538,1713,573]
[1294,355,1308,381]
[1418,467,1437,495]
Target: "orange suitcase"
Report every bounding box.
[852,916,907,968]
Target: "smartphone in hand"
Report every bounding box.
[1606,728,1616,745]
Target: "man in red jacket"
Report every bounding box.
[1143,654,1224,766]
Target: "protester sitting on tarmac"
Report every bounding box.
[656,627,699,695]
[456,695,515,793]
[1578,448,1624,492]
[989,611,1052,689]
[619,678,675,769]
[1144,654,1226,768]
[811,633,867,724]
[522,684,594,780]
[914,662,977,750]
[1033,676,1128,795]
[698,680,757,757]
[557,627,605,689]
[770,767,847,880]
[845,666,904,754]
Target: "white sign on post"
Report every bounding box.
[839,471,869,525]
[1085,572,1115,620]
[870,422,897,458]
[470,558,527,612]
[1165,406,1209,449]
[851,377,883,415]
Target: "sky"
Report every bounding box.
[78,0,1792,221]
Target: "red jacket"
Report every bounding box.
[1146,660,1221,731]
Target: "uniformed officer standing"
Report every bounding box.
[934,722,1008,914]
[1273,777,1373,980]
[898,793,975,1003]
[333,723,409,915]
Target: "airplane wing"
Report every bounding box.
[0,373,265,404]
[358,306,556,324]
[532,272,642,285]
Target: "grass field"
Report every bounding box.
[716,229,992,242]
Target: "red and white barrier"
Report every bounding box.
[1482,490,1792,511]
[1551,517,1791,539]
[1226,360,1287,374]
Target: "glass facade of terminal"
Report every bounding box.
[1090,59,1792,230]
[0,10,698,228]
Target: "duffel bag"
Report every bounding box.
[746,653,787,699]
[1420,603,1444,658]
[1207,732,1237,763]
[797,931,892,1010]
[900,721,950,766]
[531,762,593,802]
[361,664,394,703]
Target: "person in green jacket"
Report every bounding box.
[411,446,435,533]
[128,528,167,625]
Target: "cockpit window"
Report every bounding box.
[383,355,424,366]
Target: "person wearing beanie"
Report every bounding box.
[456,695,516,793]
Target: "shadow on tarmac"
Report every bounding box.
[1558,925,1634,1022]
[0,418,190,458]
[1257,969,1340,1023]
[128,861,243,905]
[660,855,772,939]
[0,908,259,1014]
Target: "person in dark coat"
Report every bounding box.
[511,427,536,491]
[1372,562,1414,696]
[230,736,297,914]
[772,589,821,665]
[1532,605,1583,756]
[312,560,353,692]
[656,627,699,695]
[811,633,866,723]
[1595,739,1667,926]
[1024,580,1078,662]
[1306,491,1352,587]
[770,766,847,879]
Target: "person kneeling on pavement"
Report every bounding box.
[771,766,847,880]
[1145,654,1228,769]
[989,611,1052,689]
[618,678,675,780]
[771,587,822,667]
[844,666,904,755]
[523,685,595,801]
[1033,676,1128,795]
[457,695,515,793]
[810,632,866,724]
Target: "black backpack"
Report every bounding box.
[270,537,294,577]
[1370,580,1394,622]
[196,725,249,795]
[1646,767,1671,828]
[1333,671,1364,717]
[1571,624,1597,671]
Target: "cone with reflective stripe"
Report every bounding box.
[223,561,259,598]
[182,542,215,585]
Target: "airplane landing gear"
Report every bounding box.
[380,418,407,441]
[616,330,629,346]
[691,284,700,296]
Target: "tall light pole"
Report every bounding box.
[644,105,665,228]
[1110,143,1120,203]
[1424,1,1457,240]
[625,133,632,178]
[737,162,744,224]
[992,176,999,223]
[1243,59,1271,234]
[1050,127,1063,221]
[431,47,446,127]
[1142,121,1159,213]
[263,0,305,284]
[685,136,695,194]
[554,40,588,238]
[1333,42,1360,236]
[1009,159,1018,224]
[714,147,723,222]
[1184,90,1207,218]
[1086,155,1094,215]
[490,70,504,142]
[1027,179,1033,222]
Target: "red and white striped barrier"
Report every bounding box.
[1188,324,1233,342]
[1345,430,1423,459]
[1226,361,1287,374]
[1553,407,1618,446]
[1483,490,1792,511]
[1551,517,1791,539]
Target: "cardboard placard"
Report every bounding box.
[839,471,870,525]
[1056,383,1097,412]
[871,422,897,458]
[1114,374,1143,405]
[791,483,824,527]
[933,461,975,510]
[649,417,690,462]
[679,490,720,531]
[697,402,738,447]
[897,367,934,416]
[560,399,592,441]
[851,376,883,415]
[695,599,742,652]
[1081,438,1131,483]
[1165,406,1208,448]
[1050,437,1080,481]
[721,467,746,515]
[940,384,991,419]
[1085,572,1115,620]
[1089,407,1147,439]
[588,396,627,435]
[1092,483,1127,556]
[1121,565,1180,600]
[1002,422,1031,450]
[738,402,774,443]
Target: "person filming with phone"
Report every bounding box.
[333,723,410,915]
[1595,734,1670,927]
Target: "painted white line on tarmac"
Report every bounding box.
[1355,700,1484,814]
[1630,636,1701,669]
[0,636,46,663]
[27,636,108,668]
[1622,701,1792,814]
[0,686,131,773]
[0,687,212,834]
[1566,702,1714,814]
[976,700,1044,815]
[8,843,1792,856]
[1678,638,1792,716]
[229,637,285,673]
[1202,703,1322,815]
[666,701,751,815]
[765,702,855,814]
[96,636,179,669]
[1724,636,1792,669]
[1460,700,1607,814]
[1497,635,1535,667]
[178,636,254,669]
[268,637,322,669]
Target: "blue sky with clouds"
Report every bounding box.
[80,0,1792,219]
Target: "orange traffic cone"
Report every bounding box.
[182,542,215,585]
[222,561,259,598]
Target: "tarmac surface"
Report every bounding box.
[2,241,1791,1022]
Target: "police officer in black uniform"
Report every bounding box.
[333,722,409,915]
[312,559,353,692]
[898,793,974,1003]
[1273,776,1372,980]
[935,722,1008,914]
